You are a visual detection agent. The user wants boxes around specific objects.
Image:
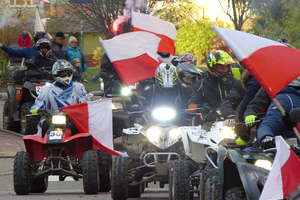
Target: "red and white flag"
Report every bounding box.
[61,99,127,157]
[260,137,300,200]
[131,11,176,55]
[213,27,300,98]
[101,31,162,84]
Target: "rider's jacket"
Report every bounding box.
[31,81,89,112]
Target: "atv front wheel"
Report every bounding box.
[169,160,191,200]
[111,156,128,200]
[20,102,35,135]
[224,187,246,200]
[82,150,99,194]
[30,176,48,193]
[204,168,222,200]
[13,151,31,195]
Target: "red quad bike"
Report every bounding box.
[13,110,111,195]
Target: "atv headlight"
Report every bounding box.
[145,126,162,143]
[151,107,177,122]
[220,126,236,140]
[121,86,132,97]
[255,160,272,171]
[169,128,181,141]
[52,114,67,125]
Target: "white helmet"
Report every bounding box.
[155,63,178,88]
[289,76,300,87]
[52,59,74,85]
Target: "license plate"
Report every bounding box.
[49,131,62,140]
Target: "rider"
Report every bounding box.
[256,77,300,149]
[188,50,236,122]
[31,59,89,113]
[0,32,48,59]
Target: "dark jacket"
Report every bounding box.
[244,88,271,118]
[189,72,236,112]
[0,46,38,59]
[51,41,67,59]
[220,80,245,118]
[32,51,57,71]
[257,86,300,141]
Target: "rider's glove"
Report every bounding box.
[260,136,275,150]
[235,137,248,146]
[31,109,38,115]
[244,115,257,127]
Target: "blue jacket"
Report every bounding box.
[257,86,300,141]
[0,46,38,59]
[66,45,87,72]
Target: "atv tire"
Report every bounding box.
[98,149,111,192]
[169,160,191,200]
[111,156,128,200]
[198,169,212,200]
[224,187,246,200]
[30,176,48,193]
[82,150,99,194]
[3,101,20,132]
[204,168,222,200]
[20,102,35,135]
[14,151,31,195]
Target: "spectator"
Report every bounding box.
[17,30,33,48]
[51,32,67,59]
[66,36,88,82]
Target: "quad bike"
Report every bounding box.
[199,108,300,200]
[13,109,111,195]
[168,119,237,200]
[3,60,52,134]
[111,104,194,200]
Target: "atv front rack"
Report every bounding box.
[143,152,180,167]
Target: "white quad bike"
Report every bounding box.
[168,119,237,200]
[111,105,194,200]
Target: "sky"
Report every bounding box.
[194,0,231,22]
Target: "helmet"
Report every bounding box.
[155,63,178,88]
[171,53,197,66]
[34,32,48,43]
[36,38,51,50]
[206,50,234,78]
[52,59,74,85]
[177,62,202,88]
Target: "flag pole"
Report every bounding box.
[273,98,300,140]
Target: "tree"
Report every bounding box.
[218,0,253,30]
[176,19,216,64]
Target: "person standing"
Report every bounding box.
[51,32,67,59]
[17,31,33,48]
[66,36,88,82]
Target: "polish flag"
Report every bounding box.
[260,137,300,200]
[131,12,176,55]
[213,27,300,98]
[101,31,161,84]
[61,99,127,157]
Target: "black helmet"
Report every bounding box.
[177,62,202,88]
[34,32,48,43]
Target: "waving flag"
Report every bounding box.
[62,99,127,157]
[131,12,176,55]
[213,27,300,98]
[260,137,300,200]
[34,7,45,33]
[101,31,162,84]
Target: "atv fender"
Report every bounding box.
[218,148,269,200]
[24,133,93,162]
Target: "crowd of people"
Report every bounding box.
[0,29,298,150]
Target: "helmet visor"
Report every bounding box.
[213,64,231,73]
